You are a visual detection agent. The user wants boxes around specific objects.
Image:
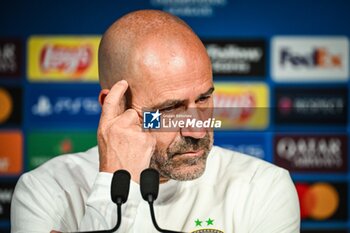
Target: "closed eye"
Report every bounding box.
[160,102,185,113]
[196,95,212,104]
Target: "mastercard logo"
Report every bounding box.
[296,183,339,220]
[0,88,13,123]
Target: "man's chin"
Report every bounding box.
[160,159,208,181]
[153,138,213,181]
[172,166,206,181]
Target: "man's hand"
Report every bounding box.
[97,80,156,183]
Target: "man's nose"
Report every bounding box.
[180,126,206,139]
[179,108,207,139]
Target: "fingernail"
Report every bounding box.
[119,80,128,86]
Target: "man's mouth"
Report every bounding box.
[173,149,204,159]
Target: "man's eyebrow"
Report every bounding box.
[197,87,215,99]
[149,99,185,111]
[148,87,215,110]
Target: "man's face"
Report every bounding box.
[129,38,214,181]
[148,75,214,181]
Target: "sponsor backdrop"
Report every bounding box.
[1,0,350,232]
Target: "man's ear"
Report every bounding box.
[98,89,110,106]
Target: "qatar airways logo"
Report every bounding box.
[40,44,92,74]
[274,135,347,172]
[143,110,222,130]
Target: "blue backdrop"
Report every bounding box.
[0,0,350,232]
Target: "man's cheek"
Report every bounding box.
[154,132,178,149]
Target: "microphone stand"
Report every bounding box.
[64,170,131,233]
[147,195,185,233]
[141,168,186,233]
[70,200,122,233]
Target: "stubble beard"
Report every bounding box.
[150,132,213,181]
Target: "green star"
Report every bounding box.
[195,219,202,227]
[206,218,214,226]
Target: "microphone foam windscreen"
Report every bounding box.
[111,170,131,204]
[140,168,160,201]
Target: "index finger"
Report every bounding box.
[100,80,129,120]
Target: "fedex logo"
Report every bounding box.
[272,37,349,82]
[280,47,342,68]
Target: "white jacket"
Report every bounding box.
[11,146,300,233]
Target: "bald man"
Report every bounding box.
[11,10,300,233]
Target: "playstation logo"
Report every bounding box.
[143,109,161,129]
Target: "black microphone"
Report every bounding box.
[111,169,131,205]
[140,168,185,233]
[64,169,131,233]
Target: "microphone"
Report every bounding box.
[111,169,131,205]
[140,168,185,233]
[64,169,131,233]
